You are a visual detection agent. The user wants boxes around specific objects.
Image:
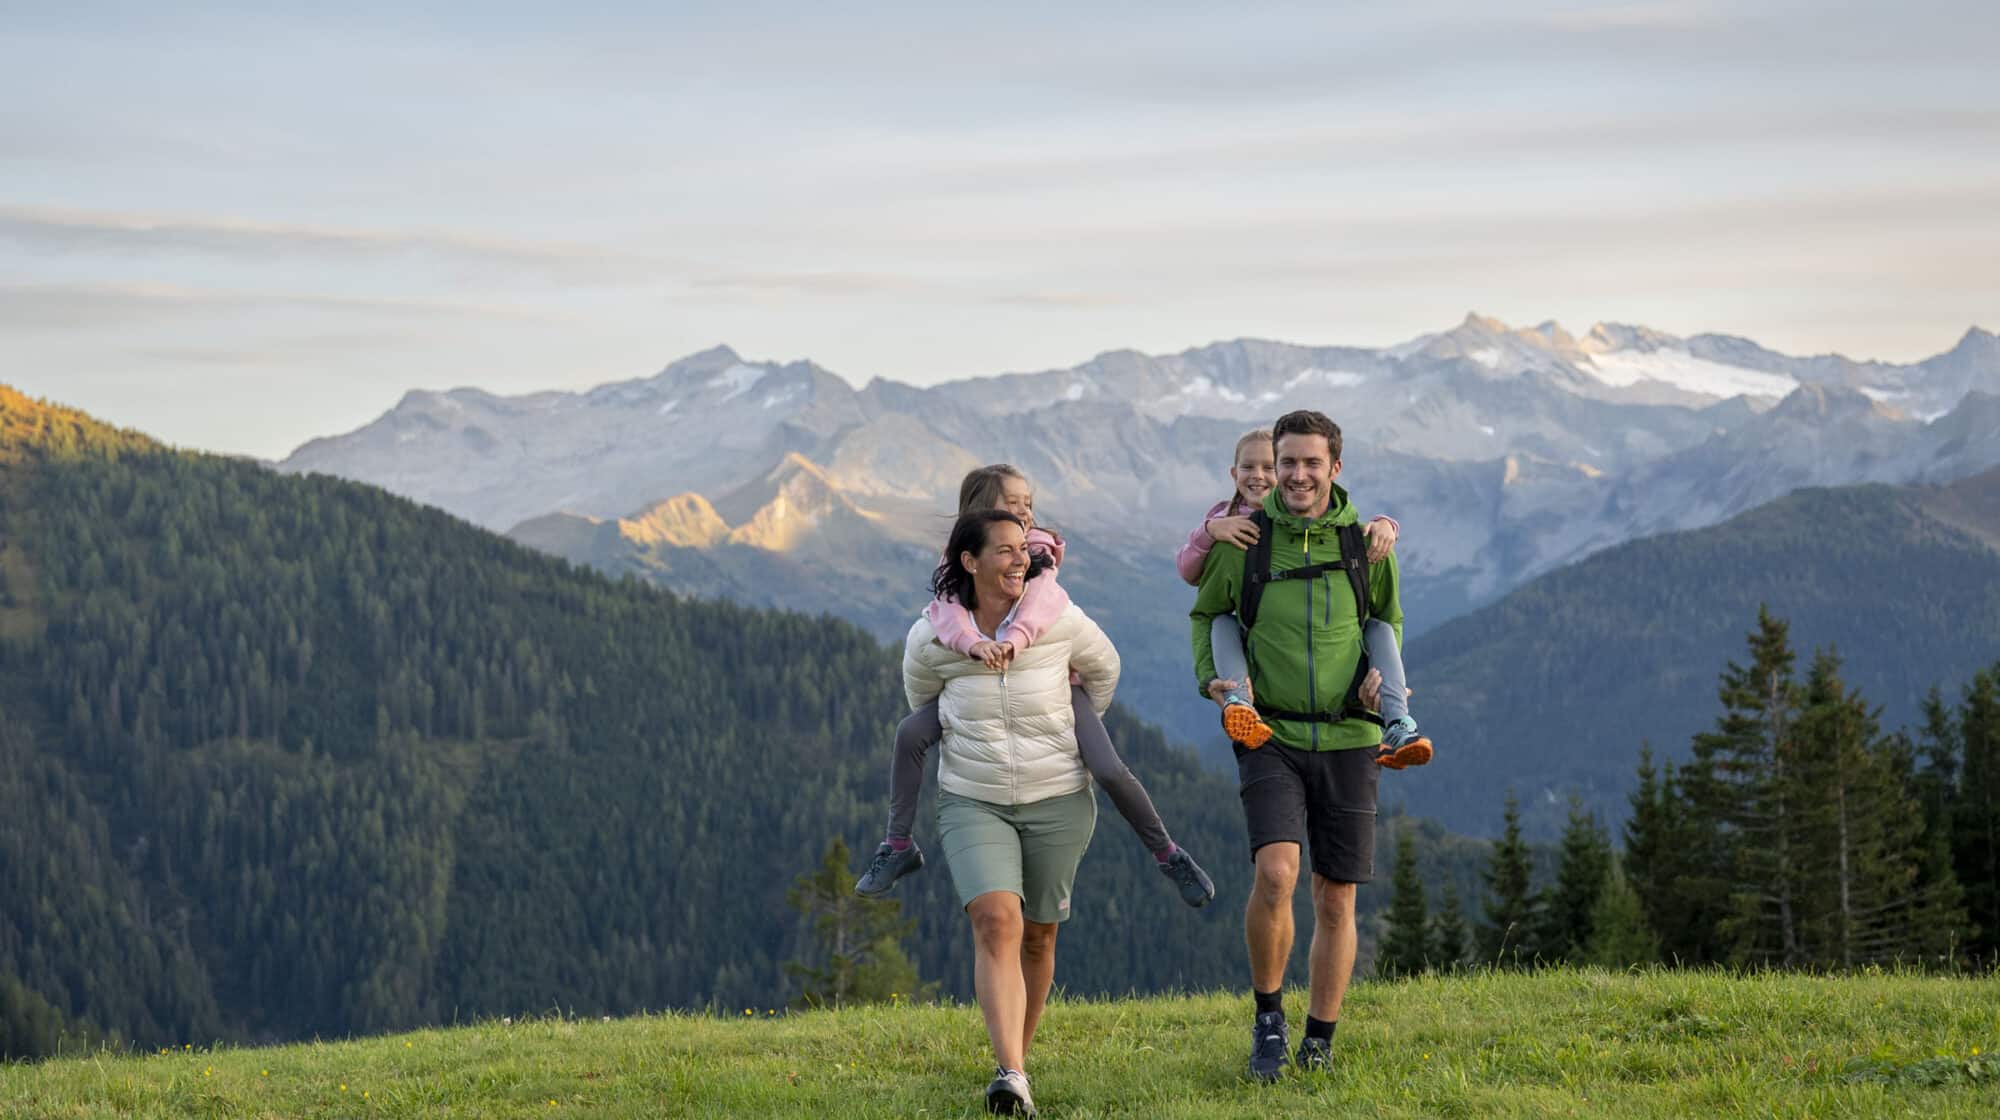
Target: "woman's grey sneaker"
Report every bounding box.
[1248,1010,1291,1082]
[985,1067,1036,1116]
[1295,1035,1333,1071]
[1158,848,1216,907]
[853,841,924,897]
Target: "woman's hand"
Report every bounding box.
[1363,518,1398,564]
[969,639,1015,671]
[1206,516,1260,549]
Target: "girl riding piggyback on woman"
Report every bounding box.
[855,464,1218,907]
[1177,429,1435,768]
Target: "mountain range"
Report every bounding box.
[278,315,2000,759]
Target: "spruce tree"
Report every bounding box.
[1585,860,1660,969]
[1431,882,1469,974]
[1378,822,1431,978]
[1793,650,1946,967]
[1478,790,1539,968]
[1623,746,1723,964]
[1540,796,1613,963]
[783,837,931,1009]
[1952,666,2000,963]
[1685,607,1807,967]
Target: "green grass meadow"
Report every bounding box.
[4,969,1996,1118]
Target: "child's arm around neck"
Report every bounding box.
[1175,498,1241,585]
[923,527,1069,657]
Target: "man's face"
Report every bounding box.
[1275,432,1340,518]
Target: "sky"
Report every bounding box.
[3,0,1996,459]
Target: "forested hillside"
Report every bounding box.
[0,386,1490,1057]
[1404,469,2000,836]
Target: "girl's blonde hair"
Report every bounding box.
[958,463,1029,516]
[1227,429,1273,511]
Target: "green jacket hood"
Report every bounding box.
[1261,482,1358,531]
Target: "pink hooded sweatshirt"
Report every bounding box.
[1176,500,1400,585]
[924,527,1071,655]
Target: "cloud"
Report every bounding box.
[0,281,563,331]
[687,268,1127,309]
[1539,2,1718,32]
[0,205,663,284]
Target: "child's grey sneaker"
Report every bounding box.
[853,841,924,897]
[985,1067,1035,1116]
[1158,848,1216,908]
[1375,717,1434,770]
[1382,716,1422,748]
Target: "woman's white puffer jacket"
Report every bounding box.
[902,603,1120,806]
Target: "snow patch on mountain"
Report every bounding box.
[1584,349,1797,399]
[712,363,768,402]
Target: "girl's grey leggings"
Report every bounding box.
[884,686,1173,855]
[1210,614,1409,725]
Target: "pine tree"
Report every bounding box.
[1623,745,1724,965]
[1539,796,1613,964]
[1377,822,1431,978]
[1585,860,1660,969]
[1793,651,1948,967]
[1886,727,1969,966]
[1685,607,1808,967]
[1952,666,2000,963]
[1478,790,1539,968]
[783,837,931,1009]
[1431,882,1469,974]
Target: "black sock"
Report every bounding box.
[1253,989,1283,1016]
[1305,1015,1337,1043]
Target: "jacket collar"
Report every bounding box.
[1260,482,1357,533]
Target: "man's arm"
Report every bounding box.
[1188,543,1242,697]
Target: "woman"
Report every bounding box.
[902,508,1121,1117]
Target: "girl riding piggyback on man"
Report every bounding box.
[1178,429,1434,768]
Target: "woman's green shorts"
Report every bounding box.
[937,787,1097,924]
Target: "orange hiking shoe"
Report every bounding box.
[1374,717,1433,769]
[1222,702,1273,749]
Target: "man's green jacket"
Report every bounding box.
[1189,483,1402,751]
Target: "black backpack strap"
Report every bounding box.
[1239,508,1275,630]
[1335,521,1371,632]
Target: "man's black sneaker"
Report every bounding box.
[853,841,924,897]
[1248,1010,1291,1082]
[1295,1035,1333,1072]
[985,1067,1035,1116]
[1158,848,1216,908]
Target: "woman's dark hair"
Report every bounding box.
[929,509,1051,609]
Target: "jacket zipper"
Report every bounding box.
[1304,524,1319,749]
[1002,668,1017,803]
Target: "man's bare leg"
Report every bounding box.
[1246,843,1300,992]
[1306,875,1358,1023]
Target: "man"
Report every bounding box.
[1188,409,1403,1081]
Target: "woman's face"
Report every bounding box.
[1231,440,1276,506]
[964,518,1030,607]
[991,475,1035,533]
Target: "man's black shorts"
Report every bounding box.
[1234,741,1380,883]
